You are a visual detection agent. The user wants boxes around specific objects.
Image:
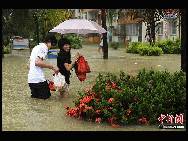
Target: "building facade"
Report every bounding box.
[72,9,180,44]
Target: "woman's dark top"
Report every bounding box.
[57,50,71,84]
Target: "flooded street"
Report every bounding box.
[2,45,184,131]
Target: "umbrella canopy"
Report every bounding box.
[49,19,107,34]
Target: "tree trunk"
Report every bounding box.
[101,9,108,59]
[150,10,155,46]
[181,9,186,72]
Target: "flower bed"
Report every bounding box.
[65,69,186,126]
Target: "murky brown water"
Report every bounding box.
[2,45,185,131]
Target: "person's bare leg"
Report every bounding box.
[98,47,100,53]
[58,86,64,96]
[63,83,69,97]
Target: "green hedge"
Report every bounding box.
[65,69,186,126]
[138,45,163,56]
[155,39,181,54]
[127,39,181,55]
[127,42,140,54]
[127,42,163,56]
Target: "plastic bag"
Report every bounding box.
[53,73,66,91]
[74,56,91,82]
[77,73,86,82]
[76,56,90,74]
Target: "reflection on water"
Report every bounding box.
[2,45,184,131]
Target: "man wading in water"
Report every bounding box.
[28,33,59,99]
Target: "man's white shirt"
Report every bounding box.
[28,43,48,83]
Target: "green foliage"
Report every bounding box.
[2,9,72,47]
[3,44,11,54]
[66,69,186,126]
[127,42,141,53]
[127,42,163,56]
[127,39,181,55]
[64,34,83,49]
[2,9,14,47]
[34,9,72,42]
[138,45,163,56]
[155,38,181,54]
[10,9,35,38]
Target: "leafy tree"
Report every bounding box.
[2,9,14,57]
[32,9,72,43]
[2,9,73,51]
[118,9,164,46]
[2,9,14,47]
[11,9,35,38]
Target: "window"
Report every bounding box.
[125,24,138,36]
[120,25,126,36]
[156,22,163,35]
[170,21,177,35]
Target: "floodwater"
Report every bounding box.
[2,45,185,131]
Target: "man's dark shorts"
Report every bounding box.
[28,81,51,99]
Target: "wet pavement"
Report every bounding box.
[2,45,185,131]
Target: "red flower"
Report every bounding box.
[96,110,101,114]
[79,103,85,107]
[66,108,79,117]
[138,116,148,124]
[80,96,93,104]
[108,98,114,103]
[111,82,117,89]
[95,117,102,123]
[107,117,113,124]
[107,107,113,110]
